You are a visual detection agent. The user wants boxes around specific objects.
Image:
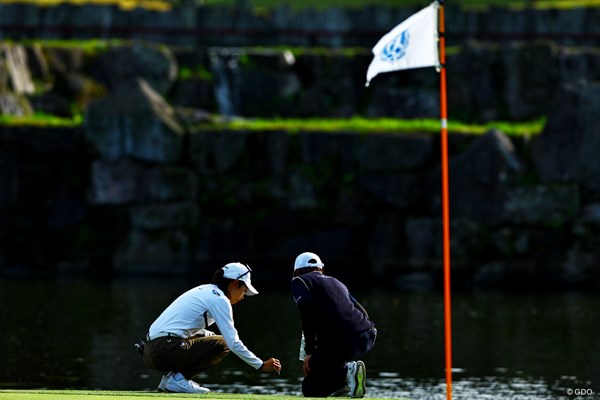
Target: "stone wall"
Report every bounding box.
[1,37,600,290]
[2,38,599,123]
[2,118,600,290]
[0,3,599,47]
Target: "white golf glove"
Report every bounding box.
[203,329,216,336]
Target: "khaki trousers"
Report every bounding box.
[143,334,230,380]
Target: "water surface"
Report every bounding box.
[0,278,598,399]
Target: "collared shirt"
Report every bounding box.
[148,283,263,370]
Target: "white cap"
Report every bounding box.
[293,252,324,271]
[222,262,259,296]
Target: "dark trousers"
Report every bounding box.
[302,327,377,397]
[143,334,230,380]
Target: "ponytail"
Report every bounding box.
[212,268,243,296]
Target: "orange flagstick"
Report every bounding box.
[363,3,452,394]
[438,1,453,400]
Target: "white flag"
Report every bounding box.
[365,2,439,86]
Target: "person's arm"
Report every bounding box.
[210,297,264,370]
[299,302,317,355]
[350,294,370,319]
[292,277,317,355]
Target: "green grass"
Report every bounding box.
[0,390,405,400]
[17,39,125,53]
[202,0,427,8]
[0,114,545,138]
[463,0,600,10]
[0,113,83,128]
[202,0,600,9]
[0,0,172,11]
[211,116,546,138]
[2,0,599,10]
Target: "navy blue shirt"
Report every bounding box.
[291,271,374,355]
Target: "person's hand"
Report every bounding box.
[303,354,311,377]
[261,358,282,375]
[203,330,216,336]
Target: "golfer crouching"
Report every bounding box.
[142,262,282,393]
[291,252,377,398]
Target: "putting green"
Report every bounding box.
[1,391,284,400]
[0,390,407,400]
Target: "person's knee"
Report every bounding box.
[209,336,230,363]
[302,386,327,397]
[302,387,330,397]
[302,378,330,398]
[218,345,230,360]
[212,335,230,353]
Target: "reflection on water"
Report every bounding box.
[0,278,598,399]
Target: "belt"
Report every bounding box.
[146,332,179,341]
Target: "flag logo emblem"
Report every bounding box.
[365,2,438,86]
[381,30,410,63]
